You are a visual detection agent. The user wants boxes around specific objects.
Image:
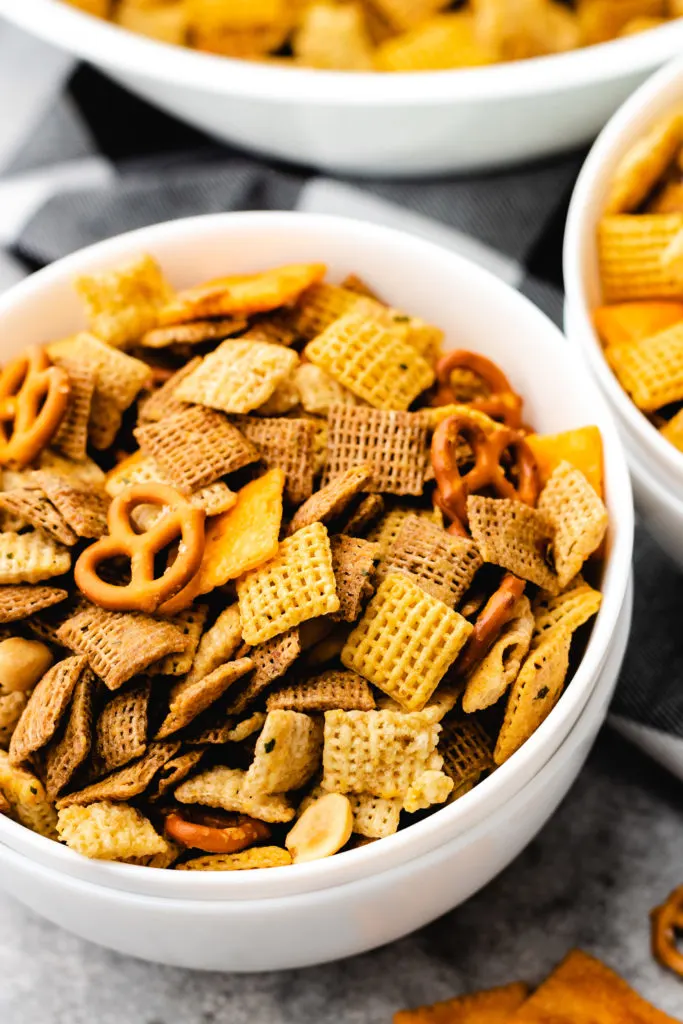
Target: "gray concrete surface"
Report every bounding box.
[1,731,682,1023]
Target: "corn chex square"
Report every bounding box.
[237,522,339,645]
[173,339,298,414]
[606,322,683,411]
[134,404,259,493]
[57,801,167,860]
[341,573,472,712]
[174,766,295,823]
[322,708,442,799]
[531,576,602,647]
[325,405,429,496]
[75,254,173,349]
[245,710,323,794]
[305,313,434,410]
[0,531,71,584]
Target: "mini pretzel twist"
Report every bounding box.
[457,573,526,677]
[431,411,539,532]
[0,346,70,468]
[432,350,523,428]
[74,482,206,615]
[165,812,271,854]
[651,886,683,978]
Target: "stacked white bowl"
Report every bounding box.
[0,213,634,969]
[2,0,683,174]
[564,57,683,570]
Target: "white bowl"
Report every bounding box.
[0,211,633,963]
[2,1,683,175]
[564,56,683,560]
[0,580,633,971]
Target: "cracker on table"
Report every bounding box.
[394,981,529,1024]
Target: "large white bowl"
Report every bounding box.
[0,581,633,971]
[564,57,683,564]
[2,1,683,175]
[0,211,633,965]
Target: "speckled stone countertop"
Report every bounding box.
[1,731,682,1023]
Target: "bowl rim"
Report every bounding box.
[2,0,683,104]
[564,55,683,490]
[0,210,634,899]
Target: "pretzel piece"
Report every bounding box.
[456,574,526,678]
[0,347,70,469]
[165,811,271,854]
[75,483,205,614]
[433,350,523,427]
[431,412,539,530]
[652,886,683,978]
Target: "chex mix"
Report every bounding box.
[0,256,607,869]
[594,111,683,456]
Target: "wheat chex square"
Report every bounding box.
[325,405,428,496]
[237,521,339,645]
[173,339,298,414]
[134,405,259,492]
[341,572,472,711]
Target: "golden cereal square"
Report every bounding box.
[341,573,472,711]
[606,321,683,410]
[173,338,298,414]
[57,800,167,860]
[75,254,173,349]
[47,332,152,411]
[0,531,71,585]
[538,462,608,588]
[604,114,682,215]
[177,848,292,871]
[349,793,402,839]
[597,214,683,302]
[237,521,339,645]
[304,313,435,411]
[245,710,323,794]
[322,708,442,799]
[532,577,602,645]
[174,766,295,823]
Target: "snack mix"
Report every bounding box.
[0,254,608,870]
[63,0,682,72]
[595,111,683,455]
